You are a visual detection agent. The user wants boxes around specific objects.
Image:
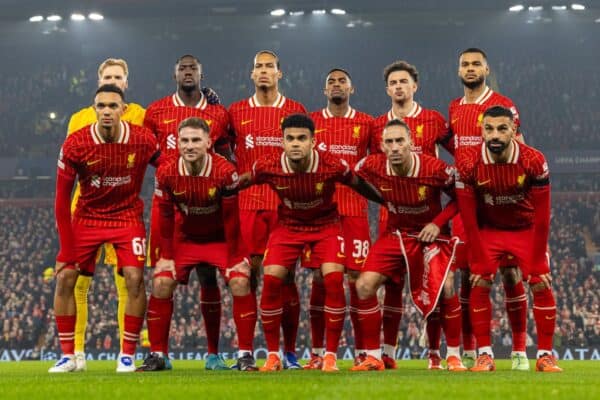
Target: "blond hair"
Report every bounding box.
[97,58,129,80]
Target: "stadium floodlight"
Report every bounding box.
[312,9,327,15]
[270,24,279,29]
[571,4,585,10]
[70,13,86,21]
[88,13,104,20]
[596,17,600,23]
[46,15,62,21]
[287,22,296,27]
[528,6,544,11]
[509,5,524,12]
[270,9,286,16]
[331,9,346,15]
[29,15,44,22]
[49,112,57,120]
[551,5,567,10]
[289,11,304,16]
[346,22,355,28]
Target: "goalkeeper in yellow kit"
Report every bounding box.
[67,58,145,371]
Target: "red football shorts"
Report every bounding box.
[471,227,550,279]
[74,223,146,276]
[240,209,278,256]
[301,215,370,271]
[451,215,516,271]
[153,240,247,284]
[362,232,408,285]
[264,224,345,269]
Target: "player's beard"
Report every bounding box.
[180,82,197,93]
[486,139,508,154]
[461,75,485,90]
[330,95,345,105]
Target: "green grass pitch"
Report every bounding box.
[1,360,598,400]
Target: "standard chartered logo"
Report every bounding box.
[167,134,177,149]
[318,142,327,152]
[245,134,255,149]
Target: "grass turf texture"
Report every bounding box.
[1,360,597,400]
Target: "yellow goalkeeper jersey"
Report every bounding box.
[67,102,146,135]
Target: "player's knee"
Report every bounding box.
[500,266,520,285]
[443,277,456,298]
[123,269,145,297]
[475,278,493,288]
[55,270,79,296]
[355,277,377,300]
[152,277,176,298]
[229,277,250,296]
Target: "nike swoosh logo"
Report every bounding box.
[262,320,274,325]
[508,307,522,312]
[275,186,290,190]
[380,187,393,192]
[329,317,345,323]
[315,129,327,133]
[147,317,161,321]
[137,256,146,261]
[86,160,102,166]
[241,119,253,126]
[163,119,177,124]
[445,314,461,319]
[545,315,556,320]
[451,118,459,125]
[477,179,491,186]
[354,258,365,264]
[473,307,488,313]
[241,312,256,318]
[173,191,186,196]
[336,252,346,258]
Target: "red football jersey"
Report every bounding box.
[144,92,230,160]
[251,150,351,231]
[229,93,307,211]
[371,102,453,157]
[155,154,239,242]
[448,86,521,162]
[456,140,549,230]
[58,121,159,227]
[355,152,455,234]
[309,107,374,217]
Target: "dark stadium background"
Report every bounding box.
[1,0,598,362]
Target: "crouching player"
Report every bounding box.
[351,119,466,372]
[136,117,258,372]
[455,106,562,372]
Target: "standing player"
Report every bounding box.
[229,50,307,369]
[305,68,374,369]
[371,61,458,369]
[351,119,464,372]
[455,106,561,372]
[50,85,160,373]
[67,58,145,371]
[136,117,257,372]
[449,48,528,369]
[244,114,382,372]
[144,55,231,370]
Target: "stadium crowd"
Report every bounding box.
[1,198,597,358]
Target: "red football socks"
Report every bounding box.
[323,271,346,354]
[260,274,283,353]
[356,296,381,351]
[309,279,326,350]
[200,285,221,354]
[281,281,300,353]
[426,307,442,351]
[122,314,144,355]
[504,281,528,352]
[469,285,492,348]
[348,280,364,351]
[532,287,556,352]
[233,293,257,352]
[460,283,476,351]
[147,295,173,354]
[441,294,462,348]
[382,281,404,350]
[55,314,76,355]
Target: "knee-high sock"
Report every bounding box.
[74,275,91,353]
[532,287,556,353]
[469,285,492,350]
[426,307,442,351]
[382,281,403,352]
[503,281,527,352]
[56,314,76,355]
[260,275,283,353]
[114,268,128,350]
[348,280,364,352]
[233,293,257,353]
[440,294,462,348]
[323,272,346,354]
[281,281,300,354]
[460,283,475,351]
[147,295,173,354]
[356,296,381,352]
[200,284,221,354]
[309,279,326,352]
[122,314,144,355]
